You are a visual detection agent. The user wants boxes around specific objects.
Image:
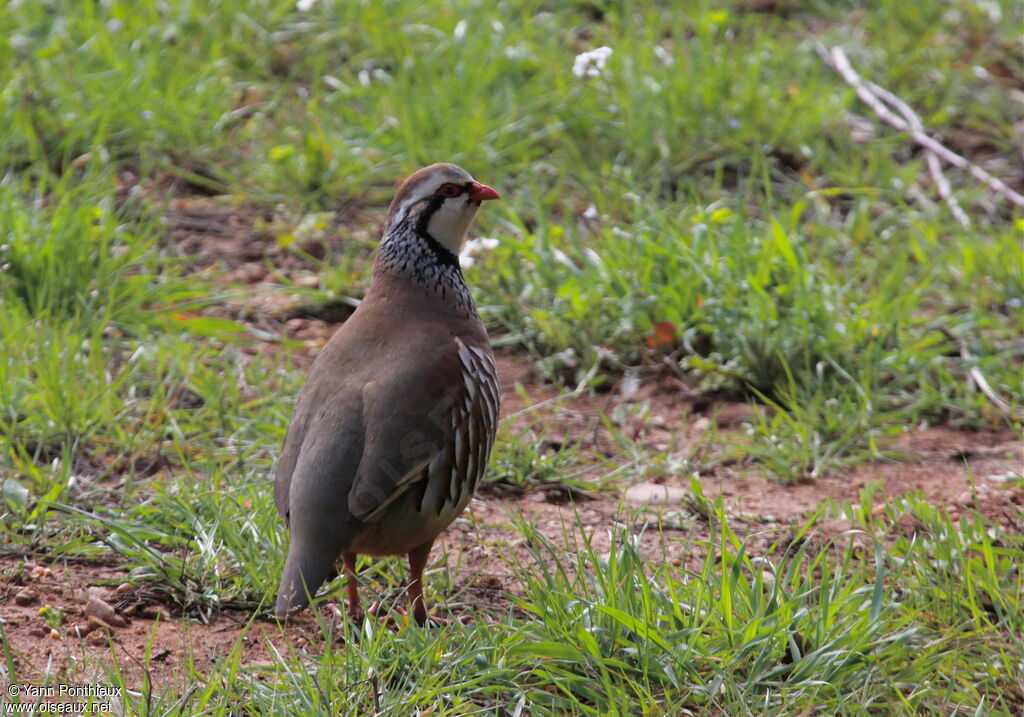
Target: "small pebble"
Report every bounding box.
[141,604,172,621]
[85,629,109,646]
[225,262,267,284]
[84,596,128,629]
[86,616,113,634]
[985,472,1018,484]
[623,482,687,505]
[14,589,39,606]
[72,622,98,638]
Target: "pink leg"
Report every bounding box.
[342,551,364,621]
[407,542,434,626]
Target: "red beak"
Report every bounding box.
[467,182,500,201]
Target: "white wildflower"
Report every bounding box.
[582,204,599,220]
[572,46,612,78]
[653,45,674,67]
[504,44,530,61]
[977,1,1001,22]
[453,20,467,41]
[295,0,318,11]
[643,76,662,93]
[551,247,577,272]
[554,347,578,367]
[459,237,500,269]
[9,34,31,53]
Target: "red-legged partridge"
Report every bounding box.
[274,163,501,624]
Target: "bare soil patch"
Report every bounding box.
[0,555,342,687]
[3,360,1019,686]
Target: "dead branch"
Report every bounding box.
[934,325,1013,415]
[865,80,971,227]
[815,42,1024,211]
[958,342,1011,414]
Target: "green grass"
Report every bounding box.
[7,495,1021,715]
[0,0,1021,714]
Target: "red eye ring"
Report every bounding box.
[436,183,462,198]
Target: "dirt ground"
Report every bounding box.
[1,197,1021,687]
[2,353,1019,687]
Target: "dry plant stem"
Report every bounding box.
[958,345,1011,414]
[815,43,1024,210]
[934,326,1012,415]
[865,79,970,227]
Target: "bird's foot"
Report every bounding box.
[363,601,411,630]
[418,611,473,627]
[325,602,366,624]
[367,602,470,627]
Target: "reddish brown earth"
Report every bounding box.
[1,197,1020,688]
[2,356,1019,687]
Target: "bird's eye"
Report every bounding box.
[436,183,462,198]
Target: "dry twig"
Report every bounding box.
[865,80,971,227]
[815,43,1024,213]
[958,343,1011,414]
[934,326,1012,415]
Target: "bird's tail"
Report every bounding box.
[275,541,335,618]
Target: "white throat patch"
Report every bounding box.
[426,197,480,255]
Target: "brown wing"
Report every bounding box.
[348,335,499,522]
[347,335,462,521]
[408,337,500,518]
[274,372,365,526]
[454,339,500,497]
